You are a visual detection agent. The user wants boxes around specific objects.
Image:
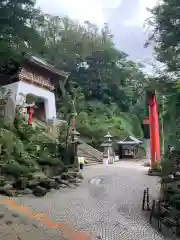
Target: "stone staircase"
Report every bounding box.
[34,118,103,165]
[78,140,103,166]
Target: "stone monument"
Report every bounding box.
[101,132,115,165]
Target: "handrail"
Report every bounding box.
[78,146,102,161]
[78,139,102,155]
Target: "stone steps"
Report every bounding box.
[77,142,102,166]
[34,119,102,166]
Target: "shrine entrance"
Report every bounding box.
[26,94,46,122]
[117,136,143,159]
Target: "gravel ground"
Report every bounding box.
[13,161,167,240]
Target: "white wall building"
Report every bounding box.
[2,56,68,123]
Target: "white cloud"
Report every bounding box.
[37,0,122,26]
[37,0,158,27]
[124,0,158,26]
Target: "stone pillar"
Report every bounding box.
[44,93,56,122]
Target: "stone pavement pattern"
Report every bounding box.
[4,161,170,240]
[0,204,64,240]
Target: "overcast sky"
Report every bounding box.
[37,0,158,68]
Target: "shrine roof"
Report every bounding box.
[26,55,69,78]
[117,136,143,145]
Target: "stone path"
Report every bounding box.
[0,161,170,240]
[0,204,63,240]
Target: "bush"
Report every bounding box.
[37,157,63,166]
[1,163,31,178]
[0,109,73,189]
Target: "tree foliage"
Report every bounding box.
[0,5,148,150]
[147,0,180,75]
[35,15,147,147]
[0,0,44,74]
[146,0,180,151]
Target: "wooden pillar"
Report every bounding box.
[147,91,161,166]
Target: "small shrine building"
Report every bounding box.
[0,55,68,123]
[117,136,143,159]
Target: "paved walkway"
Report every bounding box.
[0,204,63,240]
[0,161,168,240]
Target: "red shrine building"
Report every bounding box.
[1,56,68,124]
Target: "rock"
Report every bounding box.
[68,178,77,183]
[30,172,47,181]
[54,177,68,185]
[60,179,69,185]
[43,165,53,177]
[39,178,54,190]
[175,171,180,176]
[76,179,82,183]
[60,184,67,188]
[5,190,14,197]
[61,173,70,180]
[32,186,47,197]
[28,180,39,189]
[52,182,60,189]
[3,184,13,190]
[68,183,76,188]
[74,183,81,187]
[0,176,5,186]
[20,188,32,195]
[168,174,174,179]
[76,172,84,180]
[68,172,79,178]
[0,186,14,196]
[13,177,28,190]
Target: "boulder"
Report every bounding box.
[68,172,78,178]
[76,179,82,184]
[53,177,68,185]
[61,173,71,180]
[52,182,60,189]
[77,172,84,180]
[3,184,13,190]
[59,179,69,185]
[39,178,54,190]
[68,172,84,180]
[0,176,5,186]
[32,186,47,197]
[60,184,67,188]
[0,185,14,196]
[68,183,76,189]
[30,172,47,181]
[27,180,39,189]
[43,165,54,178]
[69,178,77,183]
[74,183,81,187]
[20,188,32,195]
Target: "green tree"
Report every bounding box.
[0,0,44,74]
[146,0,180,150]
[36,15,147,147]
[146,0,180,74]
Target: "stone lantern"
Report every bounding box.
[71,129,80,168]
[100,132,115,165]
